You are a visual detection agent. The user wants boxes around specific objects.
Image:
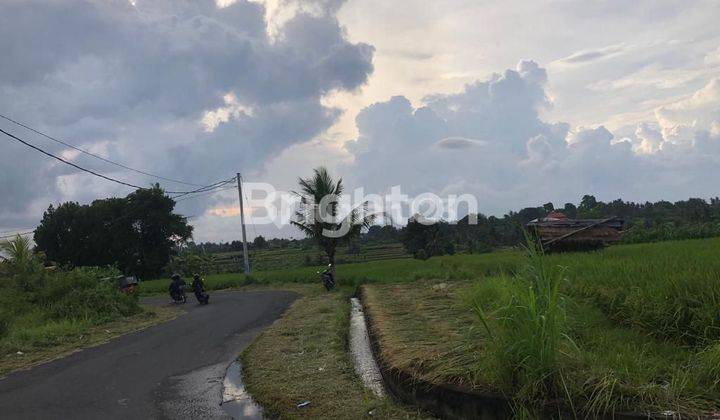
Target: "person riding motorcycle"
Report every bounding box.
[191,274,210,304]
[320,264,336,291]
[169,273,186,303]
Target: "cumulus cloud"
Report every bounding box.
[346,61,720,217]
[654,78,720,144]
[0,0,373,228]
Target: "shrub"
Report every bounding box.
[0,260,142,352]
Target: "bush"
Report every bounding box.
[0,256,142,352]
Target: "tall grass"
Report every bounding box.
[1,237,141,354]
[465,238,720,415]
[472,239,571,410]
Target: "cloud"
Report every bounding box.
[705,47,720,65]
[655,78,720,142]
[436,137,486,149]
[558,44,626,64]
[0,0,373,229]
[345,61,720,217]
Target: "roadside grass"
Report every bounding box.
[361,237,720,417]
[0,305,181,376]
[240,285,430,419]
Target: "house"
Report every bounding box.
[526,213,624,251]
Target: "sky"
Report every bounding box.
[0,0,719,242]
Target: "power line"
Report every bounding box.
[168,178,237,199]
[0,113,202,186]
[0,184,231,241]
[0,127,231,195]
[174,184,237,202]
[1,127,148,190]
[0,202,200,241]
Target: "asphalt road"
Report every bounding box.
[0,290,298,419]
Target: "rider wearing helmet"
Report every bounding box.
[191,274,209,304]
[169,273,185,299]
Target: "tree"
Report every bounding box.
[401,215,455,259]
[291,167,374,279]
[252,235,267,249]
[1,235,45,292]
[34,186,192,279]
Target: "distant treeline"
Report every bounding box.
[191,195,720,260]
[401,195,720,258]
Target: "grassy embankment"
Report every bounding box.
[240,285,430,419]
[361,238,720,417]
[1,238,181,375]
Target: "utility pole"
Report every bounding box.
[236,173,251,275]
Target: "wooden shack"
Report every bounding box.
[526,212,624,251]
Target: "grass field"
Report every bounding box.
[140,249,521,294]
[360,238,720,417]
[204,242,409,272]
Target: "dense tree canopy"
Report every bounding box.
[34,186,192,278]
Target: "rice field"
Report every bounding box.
[361,238,720,417]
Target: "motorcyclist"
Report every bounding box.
[320,264,335,290]
[191,274,209,304]
[169,273,186,301]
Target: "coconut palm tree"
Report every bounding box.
[1,235,45,291]
[291,167,375,281]
[1,235,36,270]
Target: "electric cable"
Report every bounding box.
[0,113,202,186]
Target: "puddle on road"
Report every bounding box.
[349,298,385,397]
[220,361,264,419]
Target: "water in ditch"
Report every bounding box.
[349,297,385,397]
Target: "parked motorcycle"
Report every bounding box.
[318,264,336,291]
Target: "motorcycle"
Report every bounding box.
[194,290,210,305]
[318,264,336,291]
[170,285,187,304]
[192,278,210,305]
